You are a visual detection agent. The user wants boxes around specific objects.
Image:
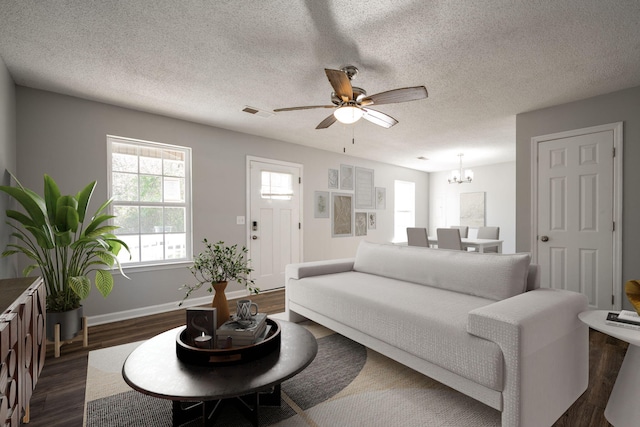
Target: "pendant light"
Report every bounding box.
[448,153,473,184]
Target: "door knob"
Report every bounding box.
[252,235,258,240]
[540,236,549,242]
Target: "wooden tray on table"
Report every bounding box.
[175,318,280,365]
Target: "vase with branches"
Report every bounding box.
[180,238,258,326]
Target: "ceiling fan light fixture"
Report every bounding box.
[333,105,363,124]
[275,66,427,129]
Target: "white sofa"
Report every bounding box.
[285,241,588,427]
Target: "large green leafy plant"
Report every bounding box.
[0,173,129,312]
[180,238,258,304]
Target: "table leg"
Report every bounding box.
[234,393,260,427]
[203,400,224,426]
[259,384,281,406]
[172,393,268,427]
[604,344,640,427]
[173,401,204,426]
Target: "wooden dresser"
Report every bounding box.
[0,277,46,425]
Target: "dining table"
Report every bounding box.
[428,237,503,253]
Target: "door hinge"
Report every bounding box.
[613,147,616,157]
[298,177,301,184]
[299,222,301,229]
[612,294,615,306]
[613,221,615,232]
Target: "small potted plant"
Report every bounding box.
[180,238,259,327]
[0,173,130,340]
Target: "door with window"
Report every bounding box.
[248,158,302,291]
[533,123,622,310]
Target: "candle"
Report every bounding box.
[194,334,212,349]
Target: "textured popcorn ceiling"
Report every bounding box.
[1,1,639,172]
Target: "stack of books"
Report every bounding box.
[606,310,640,330]
[216,313,268,347]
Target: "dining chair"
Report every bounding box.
[476,226,500,252]
[407,227,429,247]
[436,228,462,250]
[477,226,500,239]
[450,225,469,238]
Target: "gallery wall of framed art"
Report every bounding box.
[313,163,387,238]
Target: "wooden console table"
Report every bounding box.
[0,277,46,425]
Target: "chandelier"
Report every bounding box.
[448,153,474,184]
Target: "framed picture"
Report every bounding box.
[375,187,386,210]
[328,168,339,189]
[460,192,485,228]
[331,193,353,237]
[355,212,367,236]
[355,167,375,209]
[314,191,330,218]
[368,212,377,230]
[340,164,354,190]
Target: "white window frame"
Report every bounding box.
[107,135,192,270]
[393,180,416,243]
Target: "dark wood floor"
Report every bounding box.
[25,290,626,427]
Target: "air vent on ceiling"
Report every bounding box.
[242,106,273,118]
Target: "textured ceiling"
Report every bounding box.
[1,1,639,172]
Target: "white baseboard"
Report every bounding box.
[87,289,249,327]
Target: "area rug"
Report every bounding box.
[84,321,500,427]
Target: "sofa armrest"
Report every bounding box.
[467,288,586,356]
[285,258,355,280]
[467,288,588,427]
[285,258,355,323]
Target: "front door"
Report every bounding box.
[533,123,622,310]
[248,158,302,291]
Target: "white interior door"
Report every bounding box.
[248,158,301,291]
[534,124,621,309]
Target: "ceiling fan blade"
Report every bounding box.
[360,86,428,106]
[325,68,353,102]
[316,113,338,129]
[361,108,398,128]
[274,105,335,112]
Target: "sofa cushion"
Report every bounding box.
[353,241,531,301]
[288,271,504,391]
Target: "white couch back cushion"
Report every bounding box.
[353,241,531,301]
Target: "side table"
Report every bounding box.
[579,310,640,427]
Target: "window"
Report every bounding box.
[108,135,192,267]
[260,171,294,200]
[393,180,415,242]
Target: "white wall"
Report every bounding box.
[0,56,16,279]
[13,87,428,319]
[428,162,516,254]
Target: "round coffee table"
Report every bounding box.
[122,319,317,426]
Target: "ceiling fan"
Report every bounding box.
[274,65,428,129]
